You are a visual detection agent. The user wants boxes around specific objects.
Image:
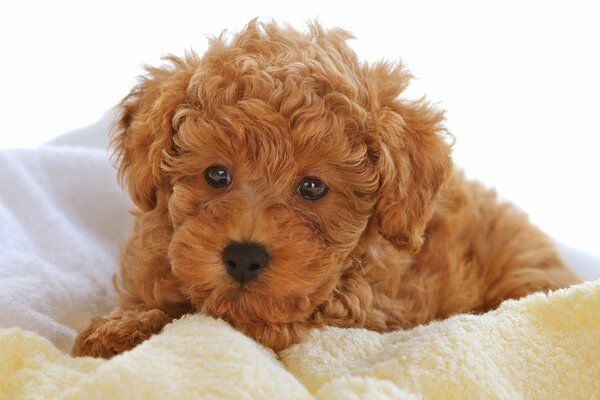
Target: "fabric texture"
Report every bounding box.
[1,280,598,399]
[0,112,131,351]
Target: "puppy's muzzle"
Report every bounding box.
[222,242,268,284]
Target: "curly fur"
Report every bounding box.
[72,20,578,358]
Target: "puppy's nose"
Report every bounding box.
[222,242,268,284]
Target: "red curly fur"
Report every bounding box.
[72,20,578,358]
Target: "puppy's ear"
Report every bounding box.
[112,56,195,211]
[366,63,452,252]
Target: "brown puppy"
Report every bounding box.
[72,21,578,358]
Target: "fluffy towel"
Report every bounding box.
[1,280,599,399]
[0,113,132,351]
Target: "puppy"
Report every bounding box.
[72,20,579,358]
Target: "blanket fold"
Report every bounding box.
[1,280,598,400]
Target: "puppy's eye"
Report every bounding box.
[297,177,328,200]
[205,165,231,188]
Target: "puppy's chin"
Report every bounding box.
[191,274,339,351]
[195,283,312,325]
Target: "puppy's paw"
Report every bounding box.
[71,308,173,359]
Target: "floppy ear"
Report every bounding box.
[112,56,196,211]
[366,64,452,253]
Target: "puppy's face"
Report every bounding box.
[165,99,377,327]
[114,21,450,337]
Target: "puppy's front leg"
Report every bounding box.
[71,307,173,358]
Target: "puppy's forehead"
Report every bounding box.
[182,105,362,175]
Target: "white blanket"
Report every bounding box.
[0,112,599,353]
[0,113,132,351]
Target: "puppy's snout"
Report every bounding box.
[222,242,268,284]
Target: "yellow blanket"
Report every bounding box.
[1,280,598,400]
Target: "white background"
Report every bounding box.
[0,1,598,256]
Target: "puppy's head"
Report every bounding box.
[113,21,450,343]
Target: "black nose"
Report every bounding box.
[222,242,268,284]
